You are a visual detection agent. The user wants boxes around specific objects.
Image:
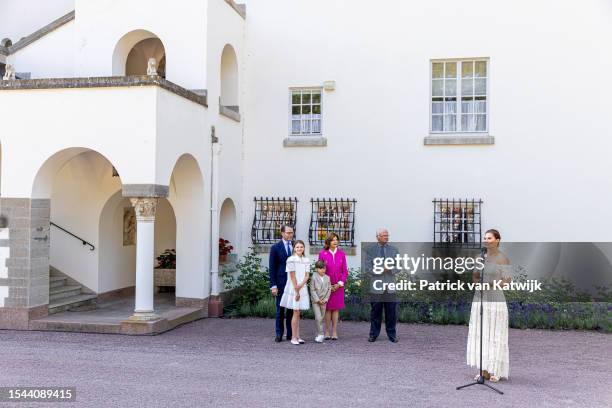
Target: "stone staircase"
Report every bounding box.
[49,268,97,314]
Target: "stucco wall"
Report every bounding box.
[241,0,612,266]
[0,0,74,42]
[6,20,76,79]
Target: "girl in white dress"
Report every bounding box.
[467,229,511,382]
[279,240,311,345]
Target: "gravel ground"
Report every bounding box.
[0,318,610,408]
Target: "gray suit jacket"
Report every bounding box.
[364,242,400,296]
[310,273,331,303]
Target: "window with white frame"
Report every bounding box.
[290,88,322,136]
[431,59,488,133]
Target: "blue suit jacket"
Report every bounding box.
[269,240,291,290]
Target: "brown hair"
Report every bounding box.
[484,229,501,247]
[292,240,306,256]
[314,260,326,270]
[324,233,340,250]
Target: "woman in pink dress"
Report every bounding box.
[318,233,348,340]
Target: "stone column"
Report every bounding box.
[128,197,158,321]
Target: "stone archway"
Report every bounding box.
[219,197,237,256]
[112,29,166,77]
[167,154,208,307]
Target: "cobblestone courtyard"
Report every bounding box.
[0,318,610,408]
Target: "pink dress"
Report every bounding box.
[318,248,348,310]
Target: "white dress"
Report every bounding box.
[466,262,510,379]
[279,255,311,310]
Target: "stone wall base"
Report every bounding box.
[0,304,48,330]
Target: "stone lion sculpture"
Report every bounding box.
[2,64,16,80]
[147,58,157,76]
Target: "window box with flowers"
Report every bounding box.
[219,238,234,264]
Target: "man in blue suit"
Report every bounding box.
[269,225,294,342]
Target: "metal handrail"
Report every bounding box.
[50,222,95,251]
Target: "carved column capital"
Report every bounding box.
[130,197,158,222]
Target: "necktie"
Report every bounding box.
[286,241,291,256]
[380,245,386,258]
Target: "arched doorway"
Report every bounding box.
[219,197,237,258]
[98,191,176,300]
[112,30,166,78]
[32,148,123,312]
[167,154,208,305]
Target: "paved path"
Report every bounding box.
[0,318,610,408]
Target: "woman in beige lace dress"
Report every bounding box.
[467,229,511,382]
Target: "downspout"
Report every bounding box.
[208,126,223,316]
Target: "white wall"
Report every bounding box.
[241,0,612,266]
[0,0,74,43]
[75,0,208,89]
[0,86,159,198]
[6,20,75,78]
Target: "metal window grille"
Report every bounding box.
[308,198,356,247]
[433,198,482,248]
[251,197,298,244]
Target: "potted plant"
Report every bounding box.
[219,238,234,264]
[154,249,176,290]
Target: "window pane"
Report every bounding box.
[445,98,457,114]
[432,101,444,114]
[432,79,444,96]
[461,114,477,131]
[461,97,474,113]
[302,105,311,114]
[461,114,470,131]
[462,61,473,78]
[443,114,456,131]
[476,114,487,131]
[474,100,486,113]
[474,78,486,95]
[302,93,311,104]
[432,115,443,132]
[445,79,457,96]
[312,118,321,133]
[312,104,321,114]
[302,119,311,134]
[292,93,301,104]
[432,62,444,79]
[292,106,300,115]
[312,92,321,103]
[475,61,487,77]
[292,120,301,134]
[462,78,474,95]
[445,62,456,78]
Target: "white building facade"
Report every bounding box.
[0,0,610,331]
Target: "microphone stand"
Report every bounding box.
[456,247,503,394]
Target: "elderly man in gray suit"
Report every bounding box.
[365,228,399,343]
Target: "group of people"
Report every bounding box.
[268,225,510,382]
[268,226,400,344]
[269,226,348,344]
